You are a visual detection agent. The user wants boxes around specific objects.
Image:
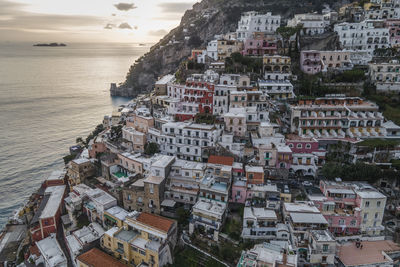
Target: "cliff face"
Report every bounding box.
[111,0,349,97]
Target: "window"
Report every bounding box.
[364,213,368,219]
[305,144,311,149]
[375,212,379,219]
[322,244,329,252]
[149,184,154,194]
[365,201,370,207]
[297,143,302,149]
[377,201,381,207]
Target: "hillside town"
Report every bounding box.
[3,1,400,267]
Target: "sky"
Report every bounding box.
[0,0,198,43]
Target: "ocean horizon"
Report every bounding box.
[0,42,149,229]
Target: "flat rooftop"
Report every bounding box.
[46,170,66,181]
[290,212,328,224]
[244,207,277,220]
[105,206,129,221]
[284,202,320,213]
[193,199,227,217]
[115,230,137,242]
[40,185,66,219]
[338,240,400,266]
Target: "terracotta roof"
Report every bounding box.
[338,240,400,266]
[77,248,128,267]
[136,212,175,233]
[208,155,234,166]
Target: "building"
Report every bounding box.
[101,211,177,267]
[245,165,264,185]
[236,11,281,41]
[237,242,297,267]
[224,108,247,137]
[286,134,326,177]
[242,32,277,56]
[288,13,328,35]
[65,222,105,265]
[385,19,400,47]
[369,59,400,92]
[67,158,95,187]
[148,121,221,161]
[30,185,66,242]
[217,39,243,60]
[104,206,129,229]
[242,207,289,240]
[317,180,387,236]
[283,202,328,246]
[258,79,295,100]
[337,240,400,267]
[35,234,67,267]
[126,109,155,134]
[263,55,291,81]
[189,199,227,241]
[155,74,175,96]
[77,248,128,267]
[334,20,390,55]
[164,159,206,206]
[307,230,336,266]
[44,170,66,187]
[122,126,146,152]
[290,95,386,139]
[383,120,400,138]
[213,83,236,115]
[300,50,353,74]
[83,188,117,225]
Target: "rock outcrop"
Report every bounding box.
[111,0,350,97]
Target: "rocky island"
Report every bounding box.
[33,43,67,47]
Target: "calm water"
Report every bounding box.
[0,42,149,228]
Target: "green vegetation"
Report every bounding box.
[187,60,205,71]
[144,142,159,155]
[194,113,216,124]
[77,214,90,228]
[63,154,76,164]
[321,162,384,183]
[109,125,123,142]
[358,139,399,149]
[221,217,242,241]
[80,124,105,146]
[176,207,190,225]
[225,52,263,76]
[170,247,225,267]
[326,69,366,83]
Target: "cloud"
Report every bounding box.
[118,22,132,29]
[0,0,103,33]
[148,29,167,36]
[114,3,137,11]
[158,2,193,13]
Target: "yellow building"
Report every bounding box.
[217,39,243,60]
[101,211,177,267]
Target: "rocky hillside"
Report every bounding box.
[111,0,351,97]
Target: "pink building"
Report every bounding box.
[242,33,277,56]
[314,180,361,235]
[276,146,292,169]
[385,19,400,47]
[285,134,326,176]
[300,50,322,74]
[230,180,247,203]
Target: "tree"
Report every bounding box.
[76,137,85,146]
[276,25,302,55]
[109,125,123,142]
[176,207,190,225]
[188,35,202,47]
[145,142,159,155]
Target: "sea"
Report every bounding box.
[0,42,150,229]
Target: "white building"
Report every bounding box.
[236,11,281,41]
[258,79,295,100]
[147,121,221,161]
[237,242,297,267]
[369,59,400,91]
[334,20,390,55]
[242,207,289,240]
[213,84,236,115]
[308,230,336,266]
[206,40,218,60]
[65,222,105,266]
[36,234,68,267]
[189,199,227,241]
[287,13,329,35]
